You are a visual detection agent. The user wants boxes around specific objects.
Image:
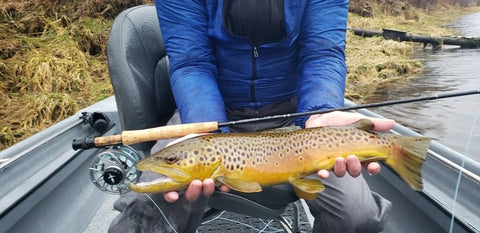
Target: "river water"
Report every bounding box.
[363,11,480,162]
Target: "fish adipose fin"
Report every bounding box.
[289,178,325,200]
[217,177,262,193]
[384,135,431,191]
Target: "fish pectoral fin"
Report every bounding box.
[352,118,374,131]
[217,177,262,193]
[289,178,325,200]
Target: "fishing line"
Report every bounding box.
[259,218,284,232]
[200,210,226,225]
[201,211,282,233]
[146,198,282,233]
[257,220,278,233]
[215,216,275,232]
[448,108,480,233]
[144,194,179,233]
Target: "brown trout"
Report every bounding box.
[130,119,431,199]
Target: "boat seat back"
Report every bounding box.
[108,5,176,153]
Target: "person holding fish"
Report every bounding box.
[109,0,399,232]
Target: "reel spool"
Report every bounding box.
[89,145,142,194]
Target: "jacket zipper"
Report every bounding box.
[250,47,259,108]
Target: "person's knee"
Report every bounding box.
[343,191,392,232]
[307,175,392,233]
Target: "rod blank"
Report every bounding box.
[73,89,480,150]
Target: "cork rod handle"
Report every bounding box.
[120,121,218,145]
[89,121,218,147]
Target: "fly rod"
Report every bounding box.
[72,89,480,150]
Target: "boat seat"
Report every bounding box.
[107,5,302,232]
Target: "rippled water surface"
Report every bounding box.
[364,12,480,162]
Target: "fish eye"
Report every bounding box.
[165,156,178,164]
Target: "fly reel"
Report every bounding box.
[89,145,142,194]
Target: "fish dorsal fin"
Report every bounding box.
[217,177,262,193]
[289,178,325,200]
[352,119,374,131]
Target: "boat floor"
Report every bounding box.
[84,195,313,232]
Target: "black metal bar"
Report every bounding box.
[218,90,480,127]
[349,28,480,49]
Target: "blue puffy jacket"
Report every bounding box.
[155,0,347,129]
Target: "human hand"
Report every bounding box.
[305,111,396,179]
[162,134,231,203]
[163,179,231,202]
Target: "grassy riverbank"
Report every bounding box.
[345,5,480,99]
[0,2,479,150]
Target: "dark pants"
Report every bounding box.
[109,98,391,233]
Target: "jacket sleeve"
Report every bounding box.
[295,0,348,127]
[155,0,229,131]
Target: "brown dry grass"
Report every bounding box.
[0,0,149,150]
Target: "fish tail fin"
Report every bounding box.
[384,135,431,191]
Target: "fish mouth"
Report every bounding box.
[132,175,175,188]
[130,160,191,193]
[130,173,189,193]
[135,160,190,182]
[129,158,192,193]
